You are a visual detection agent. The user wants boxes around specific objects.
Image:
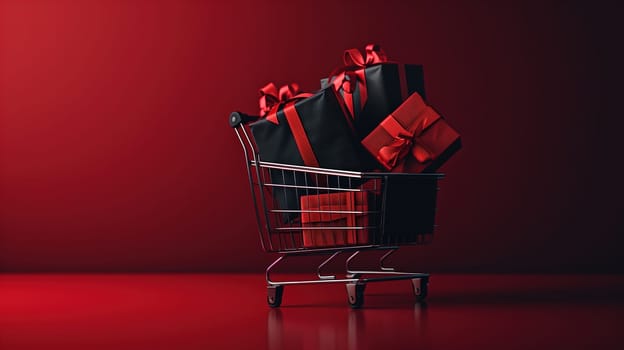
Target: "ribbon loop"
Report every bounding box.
[343,48,365,67]
[328,44,388,118]
[259,83,279,117]
[377,116,415,169]
[376,107,440,170]
[258,82,310,124]
[278,83,300,102]
[343,43,388,67]
[364,44,387,64]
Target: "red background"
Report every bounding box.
[1,0,621,272]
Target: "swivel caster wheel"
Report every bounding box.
[411,277,429,302]
[267,285,284,308]
[346,283,366,309]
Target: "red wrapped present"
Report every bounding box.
[361,92,461,173]
[300,192,369,248]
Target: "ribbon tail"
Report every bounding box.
[411,143,433,163]
[356,70,367,112]
[282,102,319,168]
[344,48,365,66]
[344,92,355,120]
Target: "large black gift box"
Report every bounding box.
[250,87,363,222]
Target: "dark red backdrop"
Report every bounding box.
[1,0,621,272]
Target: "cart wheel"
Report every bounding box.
[411,277,429,302]
[346,283,366,309]
[267,285,284,308]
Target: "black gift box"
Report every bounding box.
[381,175,438,244]
[322,63,426,138]
[250,87,363,222]
[321,63,426,170]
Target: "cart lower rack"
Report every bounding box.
[230,111,443,308]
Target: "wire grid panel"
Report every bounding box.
[248,161,439,253]
[249,162,381,252]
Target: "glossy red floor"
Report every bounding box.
[1,274,623,349]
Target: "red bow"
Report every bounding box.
[343,43,388,67]
[376,107,441,171]
[328,44,388,118]
[258,82,311,124]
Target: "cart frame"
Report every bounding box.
[230,111,443,308]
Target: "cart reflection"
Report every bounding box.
[267,303,428,350]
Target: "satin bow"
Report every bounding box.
[328,44,388,118]
[376,108,440,171]
[343,43,388,67]
[258,82,312,124]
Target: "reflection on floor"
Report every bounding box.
[1,274,623,349]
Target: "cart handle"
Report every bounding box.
[229,111,259,128]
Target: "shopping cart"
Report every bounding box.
[230,111,444,308]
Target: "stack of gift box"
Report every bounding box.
[248,44,461,248]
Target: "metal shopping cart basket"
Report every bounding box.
[230,111,444,308]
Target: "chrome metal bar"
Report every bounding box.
[235,128,266,252]
[268,273,429,286]
[279,169,295,249]
[265,255,286,285]
[273,226,377,231]
[263,183,367,192]
[270,209,381,214]
[266,253,359,286]
[254,161,365,178]
[241,123,258,156]
[379,248,398,271]
[242,126,275,252]
[345,250,361,273]
[317,251,342,280]
[277,245,377,255]
[268,277,360,286]
[253,160,444,179]
[351,271,430,277]
[344,248,430,276]
[357,273,430,282]
[345,247,393,274]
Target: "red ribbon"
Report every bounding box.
[328,44,388,118]
[282,101,319,168]
[343,44,388,66]
[258,82,311,124]
[377,107,441,171]
[257,82,319,168]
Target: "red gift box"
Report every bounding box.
[300,192,369,248]
[361,92,461,173]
